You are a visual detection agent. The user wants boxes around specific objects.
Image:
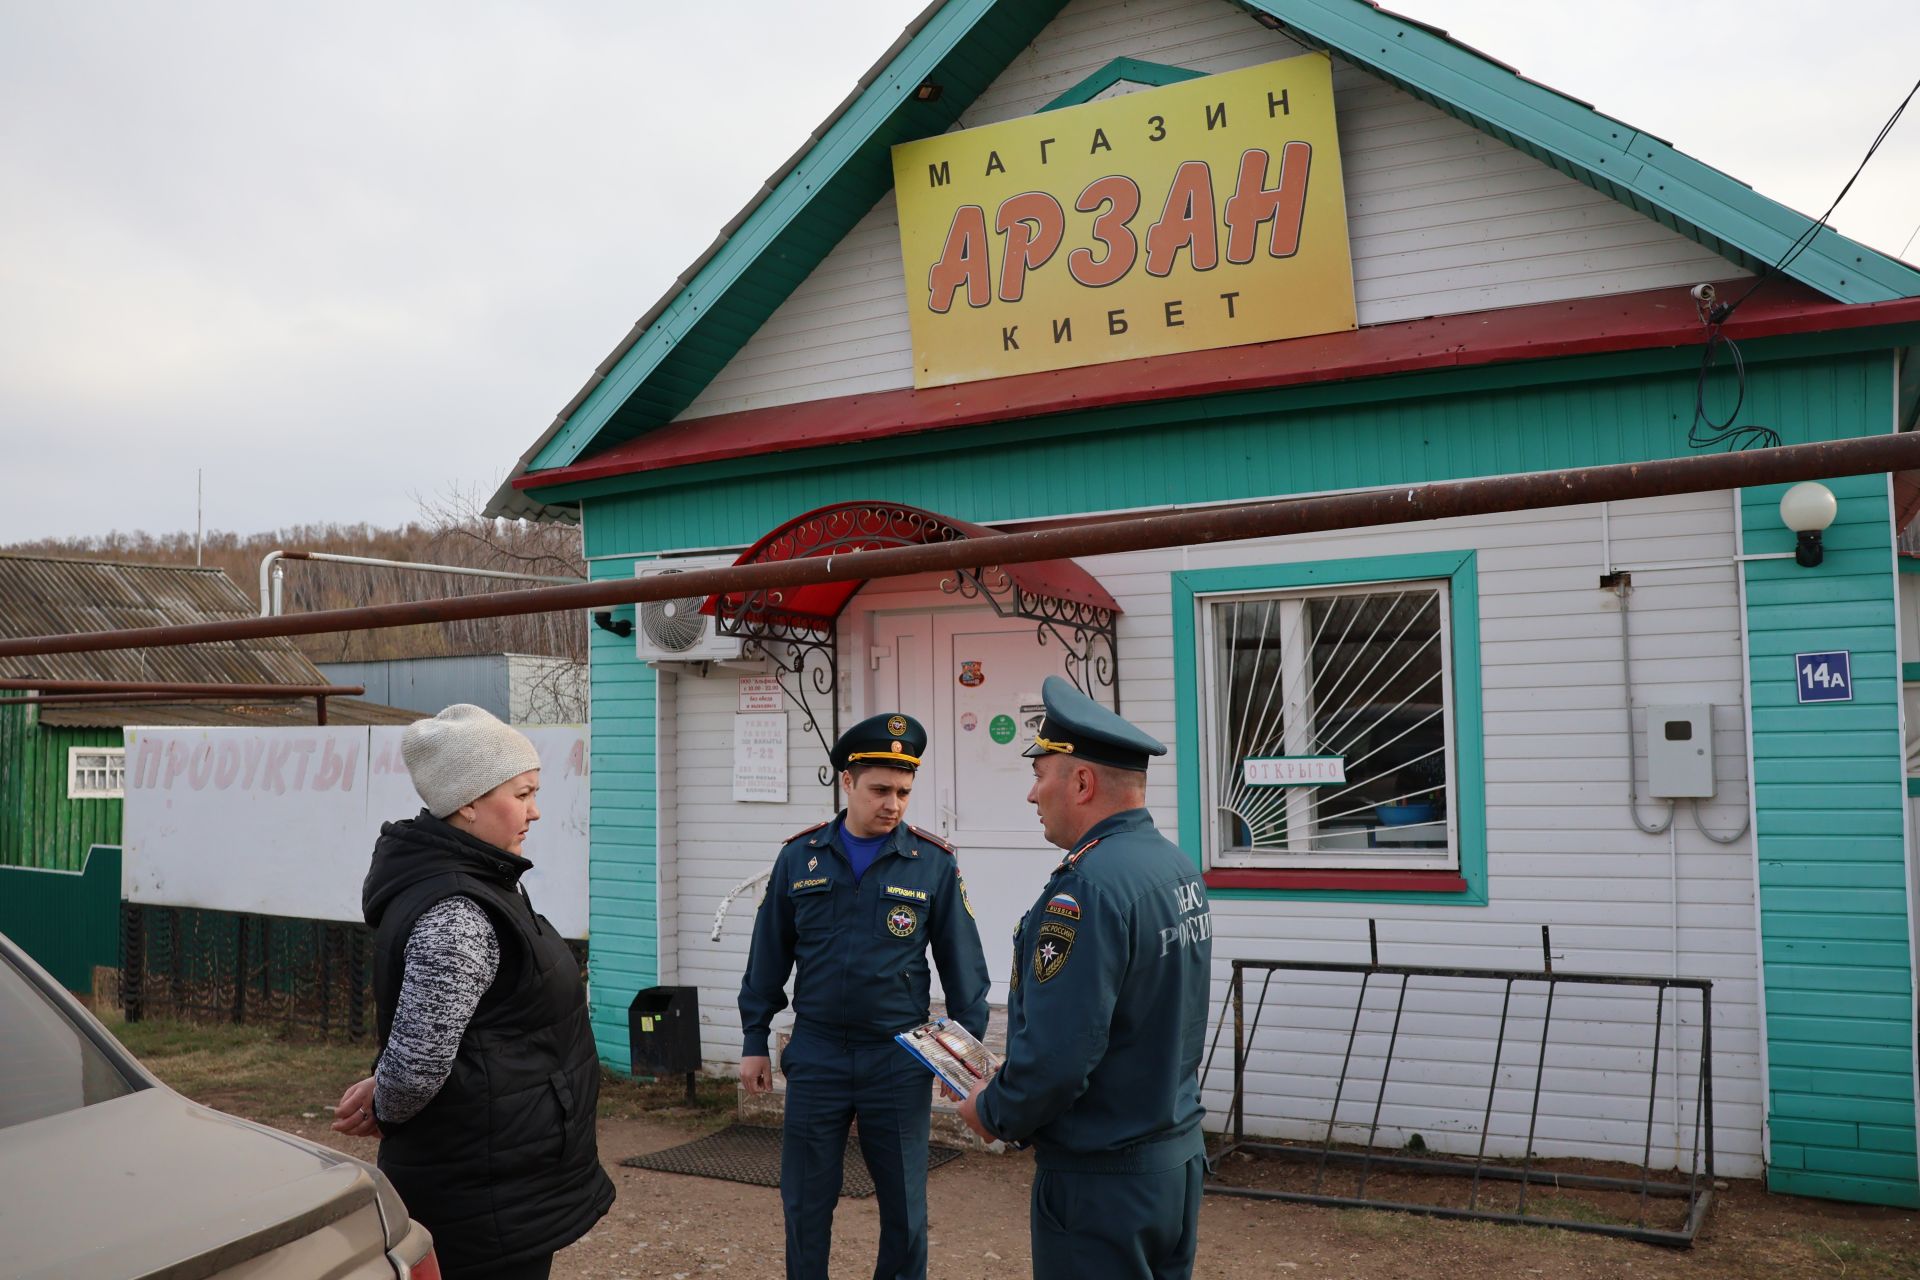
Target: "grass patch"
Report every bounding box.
[1796,1232,1920,1278]
[1525,1194,1635,1228]
[106,1015,740,1127]
[597,1070,738,1123]
[107,1015,373,1121]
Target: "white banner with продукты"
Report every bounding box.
[121,724,590,937]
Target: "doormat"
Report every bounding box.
[621,1124,963,1198]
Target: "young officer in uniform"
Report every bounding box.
[739,711,991,1280]
[959,676,1213,1280]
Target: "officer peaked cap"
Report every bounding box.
[832,711,927,773]
[1021,675,1165,772]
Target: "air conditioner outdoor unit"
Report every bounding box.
[633,556,744,662]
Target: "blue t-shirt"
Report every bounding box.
[839,821,888,883]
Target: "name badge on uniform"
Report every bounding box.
[790,877,832,894]
[883,885,929,903]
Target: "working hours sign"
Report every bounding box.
[891,52,1355,388]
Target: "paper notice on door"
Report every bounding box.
[738,676,782,713]
[1017,697,1044,751]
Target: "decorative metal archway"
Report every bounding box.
[705,503,1120,789]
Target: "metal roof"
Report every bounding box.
[491,0,1920,525]
[0,552,350,687]
[37,698,423,728]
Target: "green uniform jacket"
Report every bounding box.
[977,807,1213,1171]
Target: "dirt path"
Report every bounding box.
[268,1109,1920,1279]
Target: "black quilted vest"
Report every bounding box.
[363,812,614,1273]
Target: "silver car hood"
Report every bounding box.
[0,1087,382,1280]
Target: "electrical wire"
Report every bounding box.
[1721,73,1920,322]
[1681,73,1920,457]
[1687,318,1780,454]
[1616,581,1676,836]
[1688,797,1749,845]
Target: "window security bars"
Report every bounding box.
[1203,582,1453,869]
[1202,924,1714,1248]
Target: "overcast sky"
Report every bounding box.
[2,0,1915,545]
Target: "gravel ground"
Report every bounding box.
[266,1108,1920,1280]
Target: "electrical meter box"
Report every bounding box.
[1646,704,1714,798]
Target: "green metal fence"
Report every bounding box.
[0,845,122,993]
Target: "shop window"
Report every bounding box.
[1173,551,1485,901]
[68,747,125,800]
[1201,579,1454,870]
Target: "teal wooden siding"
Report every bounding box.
[0,846,121,993]
[0,705,123,871]
[581,347,1898,557]
[578,342,1913,1194]
[584,566,656,1074]
[1741,469,1917,1208]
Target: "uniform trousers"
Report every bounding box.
[779,1025,933,1280]
[1029,1151,1205,1280]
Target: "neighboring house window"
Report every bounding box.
[68,747,125,799]
[1200,580,1455,870]
[1174,550,1485,901]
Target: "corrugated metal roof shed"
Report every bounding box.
[0,553,423,725]
[0,552,328,686]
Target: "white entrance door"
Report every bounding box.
[867,608,1072,1004]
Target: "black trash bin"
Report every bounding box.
[629,985,701,1101]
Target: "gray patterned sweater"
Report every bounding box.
[373,896,500,1123]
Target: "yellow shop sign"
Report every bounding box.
[891,52,1355,388]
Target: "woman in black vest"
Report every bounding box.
[333,704,615,1280]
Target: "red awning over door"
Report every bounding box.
[700,502,1121,624]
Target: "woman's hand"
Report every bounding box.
[331,1076,383,1138]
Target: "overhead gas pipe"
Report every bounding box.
[259,549,584,616]
[2,433,1914,661]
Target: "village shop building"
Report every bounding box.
[490,0,1920,1207]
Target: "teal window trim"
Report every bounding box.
[1898,558,1920,576]
[1172,550,1487,905]
[1904,662,1920,682]
[1041,57,1205,112]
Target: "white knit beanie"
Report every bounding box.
[402,704,543,818]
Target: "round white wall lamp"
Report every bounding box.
[1779,481,1838,568]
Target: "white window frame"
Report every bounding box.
[1196,578,1457,871]
[67,746,126,800]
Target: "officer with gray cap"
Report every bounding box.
[739,711,990,1280]
[959,676,1213,1280]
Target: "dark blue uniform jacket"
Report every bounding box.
[977,808,1213,1171]
[739,814,991,1057]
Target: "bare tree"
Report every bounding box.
[4,488,590,676]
